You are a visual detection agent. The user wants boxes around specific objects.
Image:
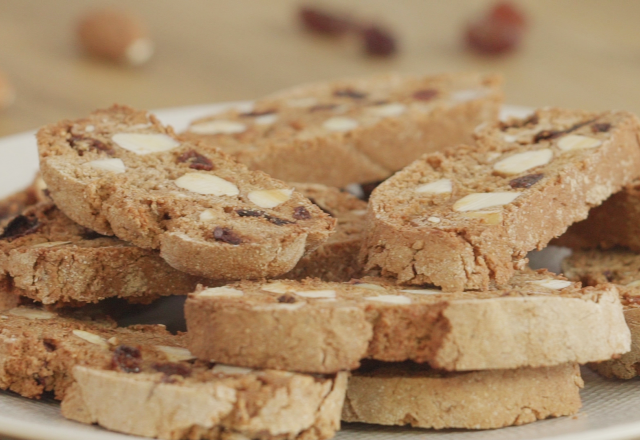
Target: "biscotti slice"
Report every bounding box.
[63,365,347,440]
[555,179,640,251]
[0,201,210,305]
[181,73,503,187]
[185,270,629,373]
[0,174,47,226]
[563,249,640,379]
[362,108,640,291]
[0,305,185,399]
[283,183,367,281]
[37,105,335,280]
[342,361,582,429]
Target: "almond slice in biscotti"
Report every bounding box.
[361,108,640,291]
[184,269,629,374]
[342,361,582,429]
[180,72,503,187]
[36,105,335,280]
[563,248,640,380]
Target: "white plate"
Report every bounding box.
[0,104,639,440]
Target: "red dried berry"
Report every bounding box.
[112,345,142,373]
[362,26,397,57]
[465,2,527,55]
[299,6,352,36]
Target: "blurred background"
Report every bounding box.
[0,0,639,136]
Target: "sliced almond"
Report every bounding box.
[112,133,179,155]
[198,287,244,297]
[261,282,293,294]
[254,113,278,125]
[416,179,452,194]
[255,303,306,311]
[450,89,487,102]
[189,120,247,135]
[461,210,503,225]
[323,117,359,132]
[155,345,197,362]
[199,209,216,222]
[107,337,119,345]
[427,216,441,223]
[503,134,518,143]
[353,283,386,291]
[557,135,602,152]
[453,192,519,212]
[174,173,239,196]
[368,103,406,117]
[529,279,573,290]
[401,289,442,295]
[72,329,109,348]
[492,149,553,176]
[364,295,412,304]
[248,188,293,208]
[30,241,72,249]
[85,158,126,174]
[294,290,336,299]
[212,364,253,375]
[626,280,640,287]
[8,308,55,320]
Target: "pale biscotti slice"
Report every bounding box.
[555,179,640,251]
[0,305,186,399]
[362,108,640,291]
[283,183,367,281]
[37,105,335,280]
[563,249,640,379]
[342,361,582,429]
[63,365,347,440]
[185,270,629,374]
[0,201,210,305]
[181,72,503,187]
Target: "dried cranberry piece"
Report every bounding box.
[362,26,397,56]
[69,135,114,156]
[465,1,527,55]
[334,89,367,99]
[413,89,438,101]
[299,6,352,36]
[177,150,214,171]
[0,215,40,241]
[264,215,293,226]
[112,345,142,373]
[509,173,544,189]
[592,122,611,133]
[278,294,297,303]
[240,109,277,117]
[293,206,312,220]
[533,119,596,143]
[213,227,242,245]
[153,362,192,378]
[236,209,265,218]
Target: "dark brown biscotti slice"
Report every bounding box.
[37,105,335,280]
[181,73,503,187]
[0,201,209,305]
[361,108,640,291]
[0,305,186,399]
[283,183,367,281]
[563,249,640,379]
[342,361,582,429]
[554,179,640,251]
[185,270,629,374]
[63,365,347,440]
[0,175,47,226]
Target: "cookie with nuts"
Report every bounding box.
[563,248,640,379]
[37,105,335,280]
[361,108,640,291]
[184,270,629,374]
[181,72,503,187]
[343,361,582,429]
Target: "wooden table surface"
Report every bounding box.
[1,0,640,439]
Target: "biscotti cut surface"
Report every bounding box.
[37,105,335,280]
[362,108,640,291]
[0,306,184,399]
[283,183,367,281]
[185,270,629,373]
[555,179,640,251]
[0,201,210,305]
[181,73,503,187]
[63,365,347,440]
[563,249,640,379]
[342,361,582,429]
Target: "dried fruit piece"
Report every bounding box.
[413,89,438,101]
[0,215,40,241]
[278,294,297,303]
[77,8,154,65]
[293,206,312,220]
[69,136,115,156]
[362,26,397,57]
[592,123,611,133]
[334,89,367,99]
[177,150,214,171]
[213,227,242,245]
[299,6,352,36]
[509,173,544,189]
[465,2,527,55]
[111,345,142,373]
